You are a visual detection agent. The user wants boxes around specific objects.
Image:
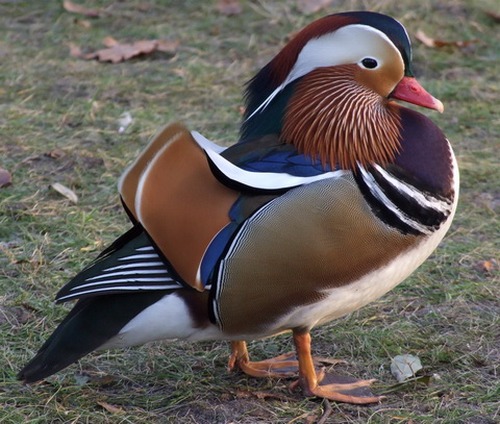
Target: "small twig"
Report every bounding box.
[317,399,333,424]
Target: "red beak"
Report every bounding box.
[391,76,444,113]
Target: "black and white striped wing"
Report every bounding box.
[56,225,184,303]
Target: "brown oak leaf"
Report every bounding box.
[485,10,500,23]
[63,0,101,18]
[70,38,179,63]
[217,0,242,16]
[96,401,123,414]
[416,29,478,48]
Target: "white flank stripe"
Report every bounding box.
[135,246,155,252]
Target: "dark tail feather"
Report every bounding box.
[18,291,166,383]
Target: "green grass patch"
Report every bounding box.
[1,1,498,422]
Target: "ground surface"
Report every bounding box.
[0,1,498,423]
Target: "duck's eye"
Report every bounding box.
[361,58,378,69]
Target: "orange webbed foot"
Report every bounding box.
[228,341,299,378]
[291,369,383,404]
[292,331,384,404]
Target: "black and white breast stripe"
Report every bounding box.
[56,229,185,302]
[355,164,453,236]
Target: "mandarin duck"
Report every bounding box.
[19,11,458,404]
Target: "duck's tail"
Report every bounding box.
[19,225,215,383]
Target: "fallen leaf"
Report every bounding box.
[485,10,500,23]
[73,18,92,29]
[391,354,423,382]
[97,401,123,414]
[217,0,242,16]
[45,149,66,159]
[296,0,334,14]
[68,42,84,58]
[156,39,180,54]
[51,182,78,203]
[476,259,497,274]
[74,374,91,386]
[0,167,12,188]
[416,29,479,48]
[0,305,31,326]
[71,38,179,63]
[63,0,101,18]
[93,41,155,63]
[118,112,133,133]
[102,36,119,48]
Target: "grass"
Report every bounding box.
[1,1,498,423]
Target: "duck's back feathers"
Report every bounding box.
[119,124,239,290]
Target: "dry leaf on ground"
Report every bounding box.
[118,112,133,133]
[51,183,78,203]
[63,0,101,18]
[476,259,497,274]
[416,29,479,48]
[0,305,31,326]
[73,18,92,29]
[68,42,84,58]
[156,39,180,54]
[485,10,500,22]
[0,167,12,188]
[96,401,123,414]
[102,36,119,47]
[391,354,423,382]
[217,0,242,16]
[70,38,179,63]
[296,0,334,14]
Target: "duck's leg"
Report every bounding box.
[292,331,383,404]
[228,340,299,378]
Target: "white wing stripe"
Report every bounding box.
[135,246,156,252]
[103,261,165,272]
[70,277,175,292]
[85,269,170,281]
[58,285,181,302]
[118,253,160,261]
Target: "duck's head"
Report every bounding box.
[241,11,443,170]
